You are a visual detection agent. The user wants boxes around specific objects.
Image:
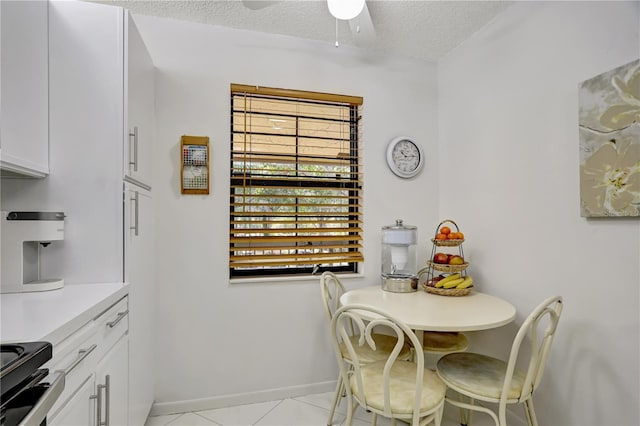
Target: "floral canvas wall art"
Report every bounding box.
[579,59,640,217]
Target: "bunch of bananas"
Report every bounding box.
[435,273,473,289]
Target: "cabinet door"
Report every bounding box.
[48,375,96,426]
[0,0,49,177]
[124,185,154,425]
[124,14,155,187]
[42,0,125,284]
[95,335,129,426]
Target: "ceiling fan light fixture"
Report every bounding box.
[327,0,365,20]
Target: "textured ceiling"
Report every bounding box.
[91,0,513,61]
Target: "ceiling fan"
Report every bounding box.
[241,0,376,47]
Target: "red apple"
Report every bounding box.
[427,276,444,287]
[433,253,449,264]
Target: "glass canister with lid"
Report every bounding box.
[381,219,418,292]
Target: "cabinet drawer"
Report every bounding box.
[44,296,129,420]
[94,296,129,362]
[45,329,99,421]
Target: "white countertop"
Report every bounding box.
[0,282,129,344]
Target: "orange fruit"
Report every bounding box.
[440,226,451,235]
[447,233,458,239]
[457,232,464,239]
[435,233,447,240]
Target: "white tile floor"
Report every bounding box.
[145,390,495,426]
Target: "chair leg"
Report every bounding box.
[458,394,474,426]
[345,395,356,426]
[434,402,444,426]
[373,412,379,426]
[524,399,538,426]
[327,376,343,425]
[444,396,498,426]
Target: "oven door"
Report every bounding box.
[1,369,65,426]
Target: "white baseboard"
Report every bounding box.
[149,380,337,417]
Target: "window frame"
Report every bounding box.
[229,84,363,279]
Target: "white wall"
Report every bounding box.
[133,15,440,408]
[438,2,639,425]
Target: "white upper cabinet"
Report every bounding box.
[0,0,49,177]
[125,15,154,188]
[47,0,126,283]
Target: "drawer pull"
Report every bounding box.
[106,310,129,328]
[64,344,97,375]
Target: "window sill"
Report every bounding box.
[230,272,365,285]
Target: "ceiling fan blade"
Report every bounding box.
[241,0,280,11]
[348,1,376,46]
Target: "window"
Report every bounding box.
[230,84,363,278]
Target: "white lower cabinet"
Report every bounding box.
[95,335,129,426]
[48,376,96,426]
[46,296,130,425]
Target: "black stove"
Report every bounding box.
[0,342,62,426]
[1,343,52,392]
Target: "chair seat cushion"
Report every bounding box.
[436,352,526,401]
[350,361,446,414]
[423,331,468,353]
[340,333,411,364]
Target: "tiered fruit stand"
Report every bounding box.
[421,219,473,296]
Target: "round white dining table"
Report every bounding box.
[340,286,516,335]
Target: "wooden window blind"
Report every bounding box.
[230,84,364,278]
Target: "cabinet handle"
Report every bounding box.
[91,375,110,426]
[106,310,129,328]
[104,375,111,426]
[91,382,106,426]
[130,191,139,236]
[129,126,138,172]
[63,344,97,375]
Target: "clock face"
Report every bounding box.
[386,137,424,178]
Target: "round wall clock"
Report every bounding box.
[386,136,425,178]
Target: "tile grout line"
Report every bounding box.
[164,413,186,426]
[291,395,337,413]
[252,398,285,425]
[292,395,353,426]
[193,410,225,425]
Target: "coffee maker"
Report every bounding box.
[1,211,65,293]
